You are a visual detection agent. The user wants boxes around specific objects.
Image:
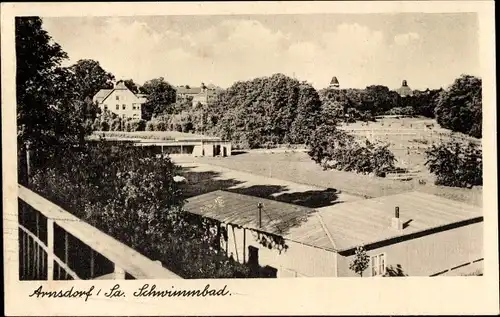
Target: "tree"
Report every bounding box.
[70,59,115,101]
[117,79,139,94]
[364,85,398,115]
[404,88,442,118]
[16,17,95,180]
[30,142,254,278]
[434,75,482,138]
[307,123,396,175]
[425,139,482,188]
[289,83,322,144]
[349,246,370,277]
[140,77,177,120]
[202,73,323,148]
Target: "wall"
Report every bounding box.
[225,224,338,277]
[101,89,142,119]
[336,222,483,277]
[202,143,214,157]
[192,93,208,106]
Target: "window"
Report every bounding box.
[122,104,126,110]
[371,253,386,276]
[104,105,108,110]
[132,105,136,110]
[116,96,119,101]
[116,104,119,110]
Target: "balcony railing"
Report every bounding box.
[17,184,181,280]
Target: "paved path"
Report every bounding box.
[176,161,361,206]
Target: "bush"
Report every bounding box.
[386,106,415,117]
[99,120,110,131]
[110,118,122,131]
[30,142,255,278]
[156,120,168,131]
[425,139,482,187]
[307,124,396,175]
[145,121,155,131]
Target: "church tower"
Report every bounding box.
[396,79,413,97]
[329,76,340,89]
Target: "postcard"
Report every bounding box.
[2,1,498,315]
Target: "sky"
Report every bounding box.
[42,13,480,90]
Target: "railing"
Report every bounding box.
[17,185,181,280]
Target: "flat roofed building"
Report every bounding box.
[92,131,232,157]
[184,190,482,277]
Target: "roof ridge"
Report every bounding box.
[99,88,115,102]
[315,211,337,250]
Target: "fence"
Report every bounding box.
[17,184,181,280]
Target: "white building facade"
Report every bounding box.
[93,82,145,119]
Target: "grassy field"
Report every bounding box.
[182,151,482,207]
[339,117,481,173]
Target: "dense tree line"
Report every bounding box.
[92,110,147,132]
[198,74,322,148]
[318,86,444,121]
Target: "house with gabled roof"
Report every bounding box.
[184,190,483,277]
[175,83,221,106]
[93,82,146,119]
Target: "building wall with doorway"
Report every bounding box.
[136,140,232,157]
[336,221,483,277]
[193,142,232,157]
[224,224,338,278]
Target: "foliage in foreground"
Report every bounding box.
[30,142,252,278]
[307,123,396,176]
[425,139,482,188]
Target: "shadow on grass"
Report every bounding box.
[231,150,248,156]
[179,167,243,198]
[230,185,342,208]
[179,166,343,208]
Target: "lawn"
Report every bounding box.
[186,151,482,207]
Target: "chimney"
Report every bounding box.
[391,206,403,231]
[257,202,263,228]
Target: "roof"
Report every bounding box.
[317,191,482,251]
[176,87,203,94]
[396,81,413,97]
[93,86,145,103]
[93,89,113,101]
[90,131,223,142]
[184,190,482,252]
[184,190,316,238]
[330,76,339,85]
[115,82,128,90]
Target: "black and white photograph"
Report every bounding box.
[2,1,498,315]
